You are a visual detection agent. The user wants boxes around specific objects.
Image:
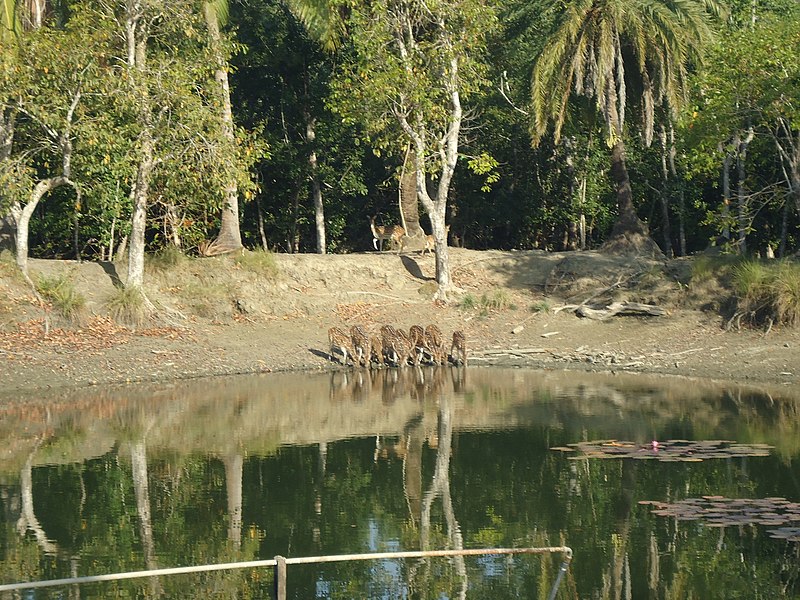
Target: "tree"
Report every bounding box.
[530,0,719,253]
[297,0,496,299]
[688,12,800,254]
[0,13,102,280]
[201,0,244,256]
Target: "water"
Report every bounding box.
[1,368,799,599]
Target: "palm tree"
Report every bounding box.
[530,0,718,248]
[202,0,243,255]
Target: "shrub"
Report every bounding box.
[36,273,86,322]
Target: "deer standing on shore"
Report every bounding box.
[370,216,405,253]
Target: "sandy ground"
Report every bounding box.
[1,248,798,399]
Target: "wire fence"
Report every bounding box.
[0,545,573,599]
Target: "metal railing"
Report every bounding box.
[0,545,573,599]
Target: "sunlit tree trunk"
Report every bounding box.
[126,0,154,291]
[304,110,326,254]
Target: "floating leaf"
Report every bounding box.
[554,439,774,462]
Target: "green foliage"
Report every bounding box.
[104,285,149,328]
[530,0,719,146]
[233,248,278,279]
[36,272,86,322]
[732,259,800,327]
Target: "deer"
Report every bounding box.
[370,216,406,253]
[421,224,450,256]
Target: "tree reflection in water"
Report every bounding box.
[2,369,800,598]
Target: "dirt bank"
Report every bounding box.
[0,248,798,398]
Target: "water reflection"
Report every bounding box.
[1,369,799,598]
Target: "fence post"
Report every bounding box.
[274,555,287,600]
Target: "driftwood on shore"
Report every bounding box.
[557,301,666,321]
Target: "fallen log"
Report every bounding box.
[575,301,666,321]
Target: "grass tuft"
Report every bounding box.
[36,273,86,323]
[732,259,800,327]
[530,300,551,313]
[458,293,477,310]
[146,246,186,272]
[481,289,513,311]
[234,249,279,279]
[105,286,149,328]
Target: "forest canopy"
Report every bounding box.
[1,0,799,273]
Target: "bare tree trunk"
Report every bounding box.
[205,3,242,254]
[304,109,326,254]
[126,3,154,290]
[255,194,269,251]
[15,176,74,274]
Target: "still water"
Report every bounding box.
[1,368,799,599]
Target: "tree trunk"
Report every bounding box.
[736,127,754,254]
[609,140,648,237]
[0,109,16,253]
[304,114,326,254]
[126,8,154,290]
[15,176,73,275]
[658,125,674,257]
[720,145,732,242]
[399,147,424,238]
[205,3,242,253]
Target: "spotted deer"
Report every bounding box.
[421,225,450,256]
[370,334,385,367]
[450,330,467,366]
[409,325,426,365]
[424,324,446,365]
[381,324,414,367]
[370,216,406,253]
[350,325,372,368]
[328,326,355,366]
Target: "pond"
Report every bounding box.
[1,368,799,599]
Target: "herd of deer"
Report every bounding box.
[328,324,467,369]
[369,215,447,255]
